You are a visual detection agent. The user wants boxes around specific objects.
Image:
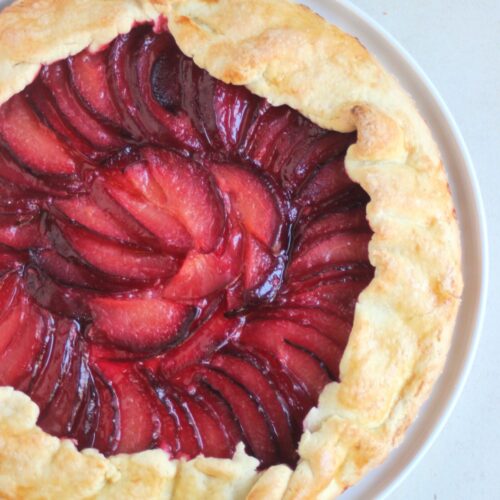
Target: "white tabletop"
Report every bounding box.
[350,2,499,499]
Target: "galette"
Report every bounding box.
[0,0,462,498]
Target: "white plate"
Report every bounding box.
[0,0,488,498]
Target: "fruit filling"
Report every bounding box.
[0,23,374,467]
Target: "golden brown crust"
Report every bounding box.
[0,0,462,498]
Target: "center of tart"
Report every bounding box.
[0,24,374,467]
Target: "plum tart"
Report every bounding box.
[0,0,462,498]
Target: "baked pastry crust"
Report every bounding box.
[0,0,462,498]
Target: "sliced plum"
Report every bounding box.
[0,215,42,250]
[162,217,243,300]
[0,93,78,175]
[0,297,48,388]
[153,384,200,459]
[89,296,195,352]
[96,361,160,453]
[288,231,371,278]
[0,145,62,195]
[240,105,295,169]
[37,324,88,438]
[159,310,242,378]
[0,276,24,354]
[24,266,94,319]
[253,305,353,349]
[192,383,242,453]
[144,148,225,253]
[0,270,22,320]
[41,63,124,151]
[32,249,133,293]
[27,78,103,161]
[296,158,354,208]
[296,207,370,250]
[72,373,100,449]
[196,366,278,467]
[153,391,180,456]
[52,195,136,244]
[280,127,356,191]
[282,279,372,323]
[235,348,313,435]
[68,48,123,127]
[209,162,283,249]
[212,353,295,462]
[242,235,275,291]
[53,220,179,282]
[29,319,79,415]
[92,371,120,455]
[213,82,261,150]
[0,25,374,467]
[176,389,231,458]
[0,247,26,274]
[101,164,193,254]
[241,320,333,399]
[138,32,203,150]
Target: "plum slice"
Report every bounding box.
[0,145,62,195]
[253,305,353,349]
[89,296,195,352]
[0,214,41,250]
[282,279,372,323]
[240,105,295,169]
[0,247,26,274]
[144,148,225,253]
[52,195,137,244]
[27,78,103,161]
[213,82,261,150]
[296,158,354,208]
[153,385,200,459]
[0,295,48,388]
[36,324,89,438]
[209,162,283,249]
[41,63,124,151]
[0,272,24,353]
[162,217,243,301]
[212,353,295,462]
[32,249,134,293]
[0,93,78,175]
[296,207,370,250]
[279,127,356,191]
[233,349,312,439]
[72,374,100,449]
[29,319,80,415]
[192,384,243,453]
[68,48,123,127]
[24,266,96,319]
[96,361,160,453]
[175,388,232,458]
[109,27,201,149]
[101,164,193,254]
[92,372,120,455]
[159,310,242,378]
[52,220,179,282]
[138,32,203,150]
[241,320,333,399]
[242,235,276,292]
[288,231,372,278]
[196,366,278,467]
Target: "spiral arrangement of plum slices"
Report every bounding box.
[0,23,374,467]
